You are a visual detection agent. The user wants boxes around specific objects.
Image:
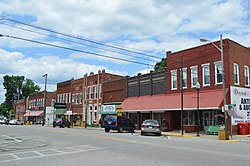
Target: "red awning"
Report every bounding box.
[23,111,44,117]
[121,89,225,112]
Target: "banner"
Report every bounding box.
[230,86,250,125]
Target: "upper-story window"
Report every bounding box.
[244,65,249,86]
[214,61,223,84]
[171,70,177,90]
[202,64,210,86]
[234,63,239,85]
[80,93,83,104]
[191,66,198,88]
[76,94,79,104]
[181,68,187,89]
[72,94,75,104]
[65,93,68,104]
[89,86,93,99]
[94,86,98,99]
[99,84,102,99]
[57,95,60,103]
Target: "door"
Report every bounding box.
[203,111,215,131]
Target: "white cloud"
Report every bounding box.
[0,49,127,103]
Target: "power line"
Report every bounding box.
[0,34,154,67]
[0,22,159,63]
[2,18,162,59]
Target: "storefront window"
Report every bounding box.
[129,113,137,124]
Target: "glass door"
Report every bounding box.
[203,111,210,131]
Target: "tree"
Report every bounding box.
[154,58,166,72]
[2,75,40,113]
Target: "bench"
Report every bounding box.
[205,125,221,135]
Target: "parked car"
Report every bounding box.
[0,117,9,125]
[103,115,135,133]
[141,119,161,136]
[53,118,71,128]
[9,119,24,125]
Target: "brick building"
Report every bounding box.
[122,38,250,134]
[24,91,56,124]
[56,70,124,126]
[14,99,26,122]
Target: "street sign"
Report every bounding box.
[54,103,66,109]
[116,105,122,113]
[66,111,72,115]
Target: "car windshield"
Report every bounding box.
[104,115,117,121]
[143,120,159,125]
[54,118,62,122]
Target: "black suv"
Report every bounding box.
[53,118,71,128]
[103,115,135,133]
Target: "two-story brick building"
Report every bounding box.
[122,38,250,134]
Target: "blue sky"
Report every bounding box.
[0,0,250,103]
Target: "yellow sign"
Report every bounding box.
[117,112,122,116]
[116,105,122,113]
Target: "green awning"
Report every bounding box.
[98,111,117,115]
[55,108,66,115]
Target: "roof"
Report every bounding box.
[121,89,225,112]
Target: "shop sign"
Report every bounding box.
[230,86,250,125]
[54,103,66,109]
[102,105,116,113]
[66,111,72,115]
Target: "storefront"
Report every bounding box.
[122,89,225,132]
[99,102,122,124]
[23,110,44,124]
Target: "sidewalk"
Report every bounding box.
[77,126,250,142]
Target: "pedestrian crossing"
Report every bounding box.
[0,144,104,163]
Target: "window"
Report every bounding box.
[65,93,68,104]
[72,94,75,104]
[214,61,222,84]
[99,84,102,99]
[202,64,210,86]
[191,66,198,88]
[181,68,187,88]
[62,94,65,103]
[80,93,83,104]
[94,86,98,99]
[171,70,177,90]
[68,93,71,103]
[76,94,79,104]
[234,63,239,85]
[89,87,93,99]
[244,65,249,86]
[57,95,60,103]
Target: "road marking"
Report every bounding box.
[0,144,105,163]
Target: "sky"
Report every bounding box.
[0,0,250,103]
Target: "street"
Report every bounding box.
[0,125,249,166]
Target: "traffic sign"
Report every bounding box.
[117,112,122,116]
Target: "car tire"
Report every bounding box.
[53,125,55,128]
[141,132,145,136]
[131,127,135,133]
[118,126,123,133]
[105,128,110,132]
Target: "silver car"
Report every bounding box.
[141,119,161,136]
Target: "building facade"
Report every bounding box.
[122,38,250,134]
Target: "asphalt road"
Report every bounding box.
[0,125,249,166]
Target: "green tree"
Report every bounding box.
[154,58,166,72]
[0,102,9,117]
[2,75,40,113]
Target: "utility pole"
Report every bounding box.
[42,73,48,126]
[180,56,184,135]
[84,73,88,128]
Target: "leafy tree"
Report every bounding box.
[2,75,40,113]
[154,58,166,72]
[0,102,9,118]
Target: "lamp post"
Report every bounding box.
[200,34,228,139]
[196,81,200,137]
[42,73,48,126]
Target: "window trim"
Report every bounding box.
[202,63,210,87]
[190,65,198,88]
[214,61,223,85]
[234,63,240,85]
[171,70,177,90]
[244,65,249,86]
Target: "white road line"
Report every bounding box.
[2,135,23,143]
[0,144,105,163]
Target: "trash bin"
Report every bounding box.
[238,122,248,135]
[218,126,227,140]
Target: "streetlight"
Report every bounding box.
[200,34,228,139]
[196,81,200,137]
[42,73,48,126]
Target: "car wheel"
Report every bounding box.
[105,128,110,132]
[141,132,145,136]
[157,133,162,136]
[118,126,123,133]
[53,125,55,128]
[131,127,135,133]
